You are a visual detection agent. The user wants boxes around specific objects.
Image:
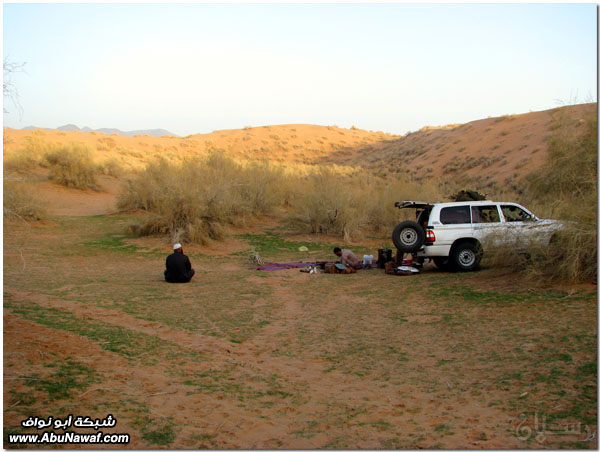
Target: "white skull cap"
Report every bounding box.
[173,243,182,250]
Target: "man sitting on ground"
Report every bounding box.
[164,243,195,283]
[333,247,360,270]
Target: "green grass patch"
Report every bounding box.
[235,231,331,256]
[134,416,176,446]
[83,233,145,254]
[25,359,99,401]
[235,230,370,258]
[3,294,199,365]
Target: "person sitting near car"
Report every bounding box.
[164,243,195,283]
[333,247,360,269]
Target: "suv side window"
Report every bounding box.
[501,205,535,222]
[472,205,501,223]
[439,206,471,224]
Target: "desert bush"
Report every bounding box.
[45,144,98,190]
[288,167,363,241]
[4,135,52,172]
[485,109,597,283]
[97,157,124,178]
[3,179,47,221]
[4,150,40,172]
[238,160,288,215]
[524,110,596,282]
[359,172,441,231]
[288,168,442,240]
[118,152,289,244]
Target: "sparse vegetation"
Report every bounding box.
[524,110,597,282]
[3,179,47,221]
[485,109,597,283]
[45,143,99,190]
[4,135,51,172]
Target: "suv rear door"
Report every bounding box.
[471,204,503,243]
[433,204,473,246]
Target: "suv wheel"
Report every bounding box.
[450,242,482,272]
[392,221,425,253]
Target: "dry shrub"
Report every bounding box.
[45,144,99,190]
[485,108,597,283]
[524,109,597,283]
[118,152,288,244]
[4,135,53,172]
[366,173,441,229]
[4,149,40,172]
[288,168,362,241]
[3,179,47,221]
[289,168,442,241]
[97,157,124,178]
[239,159,289,215]
[527,224,597,283]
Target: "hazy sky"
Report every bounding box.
[3,3,597,136]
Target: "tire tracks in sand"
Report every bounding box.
[4,283,526,448]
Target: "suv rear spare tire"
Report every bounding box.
[392,221,425,253]
[450,242,482,271]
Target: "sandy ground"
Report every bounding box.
[3,188,597,449]
[36,176,122,216]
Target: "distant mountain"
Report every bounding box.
[22,124,177,137]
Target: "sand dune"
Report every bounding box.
[3,103,595,216]
[318,103,596,187]
[3,124,397,171]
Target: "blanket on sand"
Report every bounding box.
[252,262,316,271]
[252,261,377,271]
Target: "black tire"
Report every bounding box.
[450,242,482,272]
[392,221,425,253]
[433,257,449,269]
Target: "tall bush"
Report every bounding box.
[524,110,597,282]
[485,108,597,283]
[45,144,98,190]
[118,152,288,244]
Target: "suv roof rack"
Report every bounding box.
[394,201,434,209]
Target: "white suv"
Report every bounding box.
[392,200,562,271]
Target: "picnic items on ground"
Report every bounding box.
[323,263,356,274]
[300,265,319,274]
[385,261,420,275]
[248,249,264,266]
[377,248,393,268]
